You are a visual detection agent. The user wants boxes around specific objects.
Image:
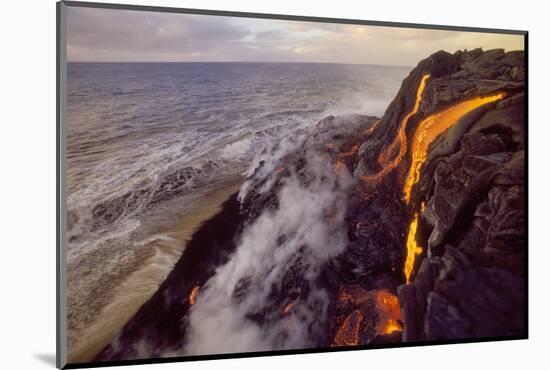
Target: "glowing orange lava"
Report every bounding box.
[363,119,381,135]
[332,310,364,346]
[403,92,506,204]
[374,290,402,335]
[362,74,430,183]
[188,286,200,305]
[283,302,294,315]
[332,286,402,346]
[401,92,505,283]
[404,214,422,284]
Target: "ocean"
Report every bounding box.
[65,62,409,361]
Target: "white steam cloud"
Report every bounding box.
[238,134,307,201]
[183,150,353,355]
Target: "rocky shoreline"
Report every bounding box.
[93,48,525,362]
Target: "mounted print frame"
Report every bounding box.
[57,1,528,368]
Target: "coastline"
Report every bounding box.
[68,179,243,363]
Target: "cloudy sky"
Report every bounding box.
[67,7,524,66]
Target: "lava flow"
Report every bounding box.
[374,290,402,335]
[402,92,506,204]
[332,310,364,346]
[282,301,295,315]
[363,119,381,135]
[401,93,505,283]
[188,286,200,305]
[361,74,430,183]
[404,213,422,284]
[332,286,402,346]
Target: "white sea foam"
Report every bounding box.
[220,136,253,160]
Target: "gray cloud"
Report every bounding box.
[67,8,251,61]
[66,7,524,65]
[254,29,289,42]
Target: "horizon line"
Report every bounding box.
[66,60,414,68]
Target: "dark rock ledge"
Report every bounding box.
[397,48,525,342]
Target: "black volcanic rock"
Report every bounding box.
[94,48,525,361]
[399,246,524,342]
[396,49,525,342]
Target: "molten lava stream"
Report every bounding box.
[332,310,364,346]
[188,285,200,305]
[363,119,381,135]
[361,74,430,183]
[374,290,402,335]
[404,213,422,284]
[403,92,506,204]
[331,287,402,346]
[401,92,505,283]
[282,302,294,315]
